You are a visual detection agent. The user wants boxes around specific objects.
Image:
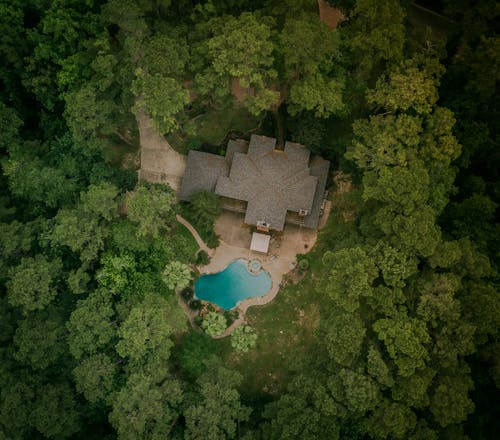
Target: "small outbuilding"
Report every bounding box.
[250,232,271,254]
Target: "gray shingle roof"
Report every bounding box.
[180,135,330,231]
[301,155,330,228]
[179,150,228,200]
[225,139,249,166]
[215,135,318,231]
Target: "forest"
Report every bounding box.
[0,0,498,439]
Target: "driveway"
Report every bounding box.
[136,109,186,192]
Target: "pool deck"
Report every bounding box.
[197,210,330,338]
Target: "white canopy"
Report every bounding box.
[250,232,271,254]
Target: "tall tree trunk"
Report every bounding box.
[273,106,285,149]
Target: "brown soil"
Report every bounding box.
[231,77,254,103]
[183,80,198,103]
[318,0,345,29]
[332,171,353,194]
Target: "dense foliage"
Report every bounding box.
[0,0,498,439]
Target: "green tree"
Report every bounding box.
[0,380,34,439]
[14,307,66,370]
[0,102,22,152]
[338,368,381,413]
[322,311,366,367]
[363,399,417,440]
[366,63,439,114]
[263,374,341,440]
[132,70,189,135]
[177,332,219,378]
[279,13,347,117]
[73,353,116,403]
[349,0,406,75]
[430,372,475,427]
[201,312,227,337]
[371,241,418,288]
[321,246,378,312]
[97,253,136,294]
[373,313,430,377]
[63,84,116,149]
[3,154,78,209]
[367,345,394,388]
[126,183,177,237]
[193,12,278,113]
[6,255,62,314]
[32,382,81,439]
[67,289,116,360]
[0,220,32,275]
[116,293,185,371]
[288,74,347,118]
[230,325,257,352]
[391,368,435,410]
[189,191,221,226]
[79,182,120,221]
[162,261,192,291]
[109,373,182,440]
[48,207,107,265]
[143,33,189,78]
[184,357,251,440]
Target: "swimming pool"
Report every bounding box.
[194,259,272,310]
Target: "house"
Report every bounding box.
[180,134,330,232]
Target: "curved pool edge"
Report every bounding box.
[194,258,273,310]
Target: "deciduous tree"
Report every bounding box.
[201,312,227,337]
[126,183,177,237]
[6,255,62,314]
[230,325,257,352]
[109,373,182,440]
[73,353,117,403]
[14,307,66,370]
[184,357,251,440]
[162,261,192,291]
[67,289,116,360]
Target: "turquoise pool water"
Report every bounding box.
[194,259,272,310]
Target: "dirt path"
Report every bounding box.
[136,108,187,192]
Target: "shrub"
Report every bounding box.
[196,250,210,266]
[206,233,220,249]
[298,258,310,273]
[189,299,202,310]
[186,137,202,151]
[194,315,203,326]
[162,261,192,291]
[230,325,257,352]
[224,310,239,326]
[201,312,227,337]
[181,287,193,302]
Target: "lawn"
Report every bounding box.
[179,202,220,249]
[171,221,201,264]
[216,189,361,398]
[221,274,323,398]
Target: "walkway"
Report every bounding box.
[136,108,187,192]
[176,214,212,255]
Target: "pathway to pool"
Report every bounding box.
[176,214,213,256]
